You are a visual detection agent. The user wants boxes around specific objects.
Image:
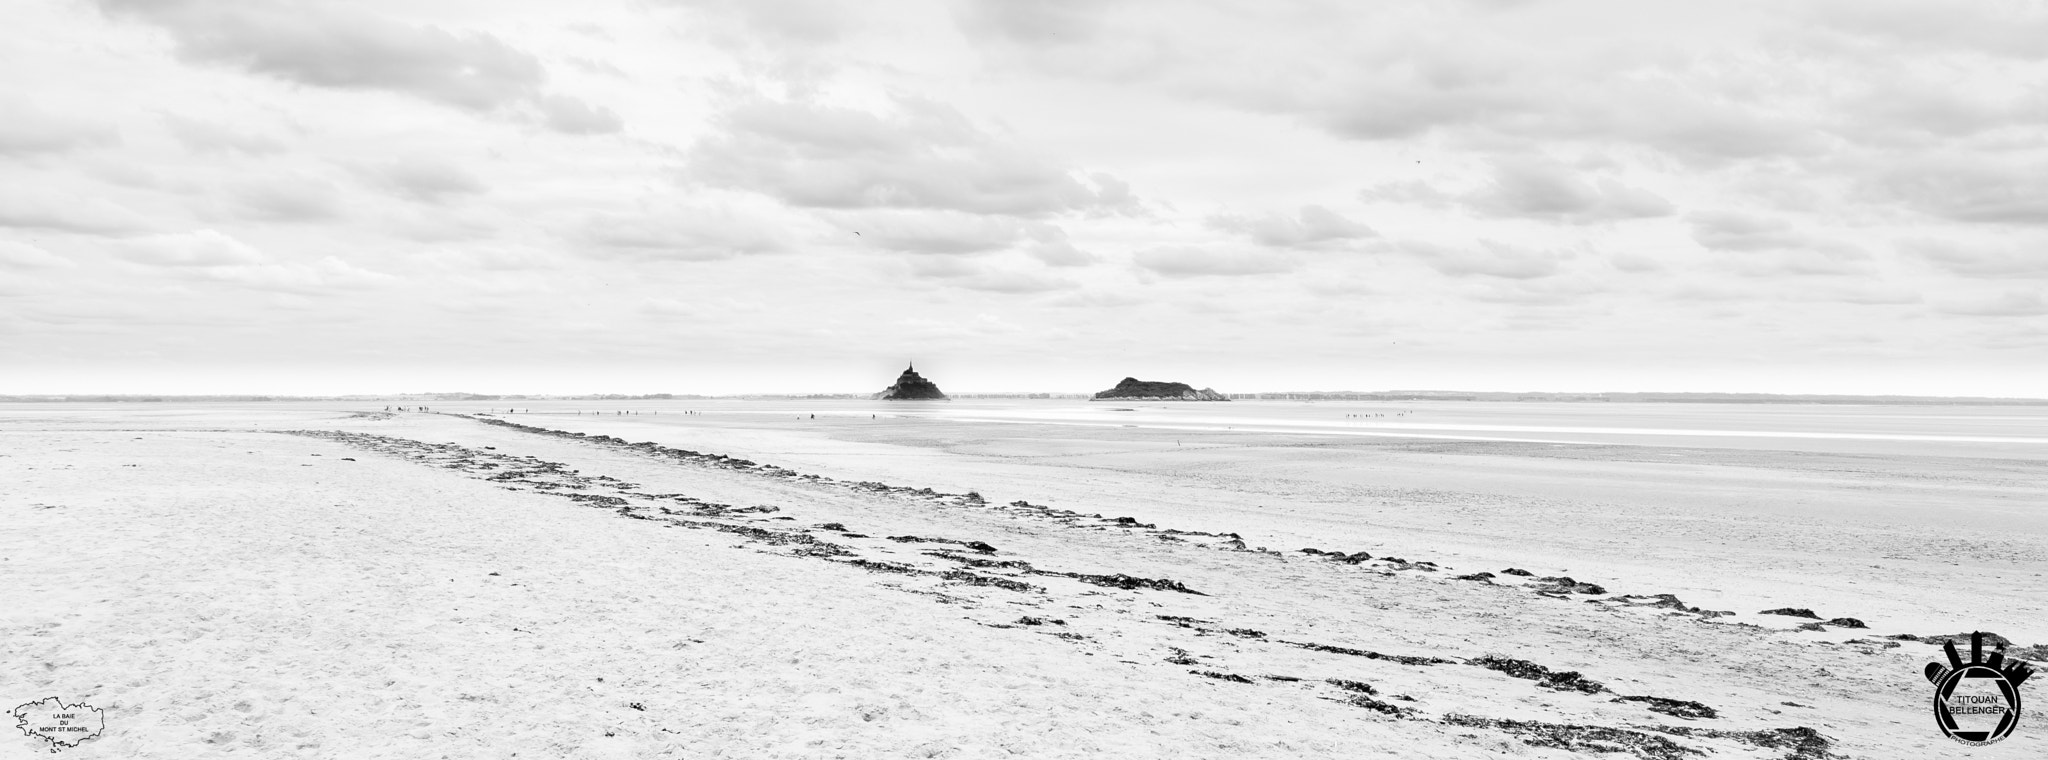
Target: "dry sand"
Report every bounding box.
[4,404,2044,758]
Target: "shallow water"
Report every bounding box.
[10,398,2045,459]
[347,398,2048,460]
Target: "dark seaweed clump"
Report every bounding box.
[1444,715,1702,760]
[1652,726,1839,760]
[1759,608,1820,619]
[1326,678,1377,695]
[1613,695,1718,720]
[1284,641,1456,666]
[1469,655,1608,694]
[1065,573,1205,595]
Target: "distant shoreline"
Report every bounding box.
[4,391,2048,406]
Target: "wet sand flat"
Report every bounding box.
[4,404,2044,758]
[535,401,2048,643]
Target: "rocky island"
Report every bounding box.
[874,363,949,400]
[1091,377,1229,401]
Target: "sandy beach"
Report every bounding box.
[5,401,2045,758]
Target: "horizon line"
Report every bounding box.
[5,390,2048,405]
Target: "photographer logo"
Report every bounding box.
[1923,631,2032,746]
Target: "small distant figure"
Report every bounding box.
[810,414,815,420]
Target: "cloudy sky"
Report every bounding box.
[3,0,2046,396]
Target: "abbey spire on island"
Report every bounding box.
[874,362,950,400]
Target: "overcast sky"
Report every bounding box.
[3,0,2046,396]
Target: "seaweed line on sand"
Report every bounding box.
[282,423,1839,758]
[444,414,1883,636]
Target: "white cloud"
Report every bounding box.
[1468,158,1674,223]
[577,207,789,261]
[422,246,560,274]
[844,210,1023,255]
[1860,159,2048,226]
[115,230,267,267]
[1403,240,1564,279]
[907,258,1076,293]
[0,190,152,235]
[1362,160,1673,225]
[1938,291,2048,317]
[954,0,1104,46]
[1903,239,2048,278]
[158,113,285,156]
[198,255,397,294]
[1687,211,1872,276]
[234,175,345,222]
[1023,224,1099,267]
[537,94,624,135]
[1811,0,2048,61]
[955,269,1075,293]
[95,0,619,134]
[1210,205,1376,248]
[361,160,488,205]
[0,99,120,156]
[1689,211,1802,252]
[0,240,73,269]
[686,94,1113,216]
[953,1,1836,163]
[1132,245,1295,277]
[666,0,858,44]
